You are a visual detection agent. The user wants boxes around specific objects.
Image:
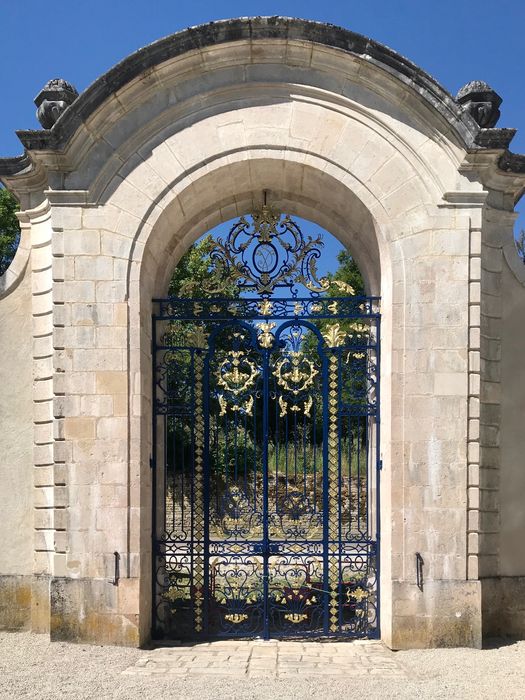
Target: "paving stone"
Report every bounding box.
[122,640,409,679]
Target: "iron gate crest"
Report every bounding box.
[152,207,380,640]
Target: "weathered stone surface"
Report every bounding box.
[35,78,79,129]
[390,581,482,649]
[456,81,502,128]
[50,578,139,646]
[481,577,525,637]
[0,576,32,630]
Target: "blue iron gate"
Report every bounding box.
[152,208,380,640]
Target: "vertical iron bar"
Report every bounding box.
[375,313,382,639]
[262,347,270,639]
[150,312,158,637]
[201,348,210,638]
[321,351,330,635]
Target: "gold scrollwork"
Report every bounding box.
[216,350,258,416]
[256,321,276,348]
[274,352,318,394]
[328,353,340,632]
[224,613,248,624]
[284,613,308,623]
[323,323,346,348]
[274,352,317,417]
[188,325,208,349]
[330,279,356,295]
[217,351,258,396]
[258,299,273,316]
[193,350,206,632]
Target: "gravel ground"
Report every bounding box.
[1,632,525,700]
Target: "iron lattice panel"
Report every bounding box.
[152,208,380,640]
[152,296,380,640]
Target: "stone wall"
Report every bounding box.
[0,264,33,629]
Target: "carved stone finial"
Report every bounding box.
[34,78,79,129]
[456,80,502,128]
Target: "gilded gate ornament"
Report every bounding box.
[256,322,276,348]
[193,350,206,632]
[327,352,340,632]
[323,323,347,348]
[216,350,259,415]
[273,351,318,417]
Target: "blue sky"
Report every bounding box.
[1,0,524,232]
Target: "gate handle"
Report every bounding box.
[112,551,120,586]
[416,552,424,591]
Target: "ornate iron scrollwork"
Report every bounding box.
[194,205,330,298]
[152,208,380,642]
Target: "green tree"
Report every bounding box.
[326,249,365,297]
[168,234,238,298]
[0,188,20,276]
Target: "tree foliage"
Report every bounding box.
[325,249,365,297]
[0,188,20,276]
[168,234,238,299]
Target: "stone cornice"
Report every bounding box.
[0,16,523,185]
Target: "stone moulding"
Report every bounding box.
[0,16,523,179]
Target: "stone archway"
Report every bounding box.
[0,17,524,648]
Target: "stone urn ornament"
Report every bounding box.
[456,80,502,128]
[34,78,79,129]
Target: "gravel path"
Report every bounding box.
[1,632,525,699]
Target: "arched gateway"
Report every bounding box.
[0,17,524,649]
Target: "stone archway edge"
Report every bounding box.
[0,16,523,176]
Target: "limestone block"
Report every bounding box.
[96,417,128,440]
[80,395,113,417]
[0,576,32,630]
[72,438,127,464]
[469,282,481,304]
[63,417,96,440]
[56,281,95,303]
[67,371,96,394]
[468,509,480,531]
[434,373,468,396]
[96,461,128,486]
[468,442,481,463]
[73,349,124,372]
[95,281,127,303]
[50,577,139,646]
[482,578,525,637]
[51,208,82,231]
[75,256,114,281]
[33,467,54,488]
[82,205,121,231]
[95,326,127,348]
[71,302,113,327]
[96,371,127,394]
[390,580,482,649]
[63,230,100,256]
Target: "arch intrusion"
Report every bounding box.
[0,18,524,648]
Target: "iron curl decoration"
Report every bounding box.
[206,205,329,298]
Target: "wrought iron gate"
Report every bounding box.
[152,208,380,640]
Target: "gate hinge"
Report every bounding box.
[378,459,383,471]
[149,456,155,470]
